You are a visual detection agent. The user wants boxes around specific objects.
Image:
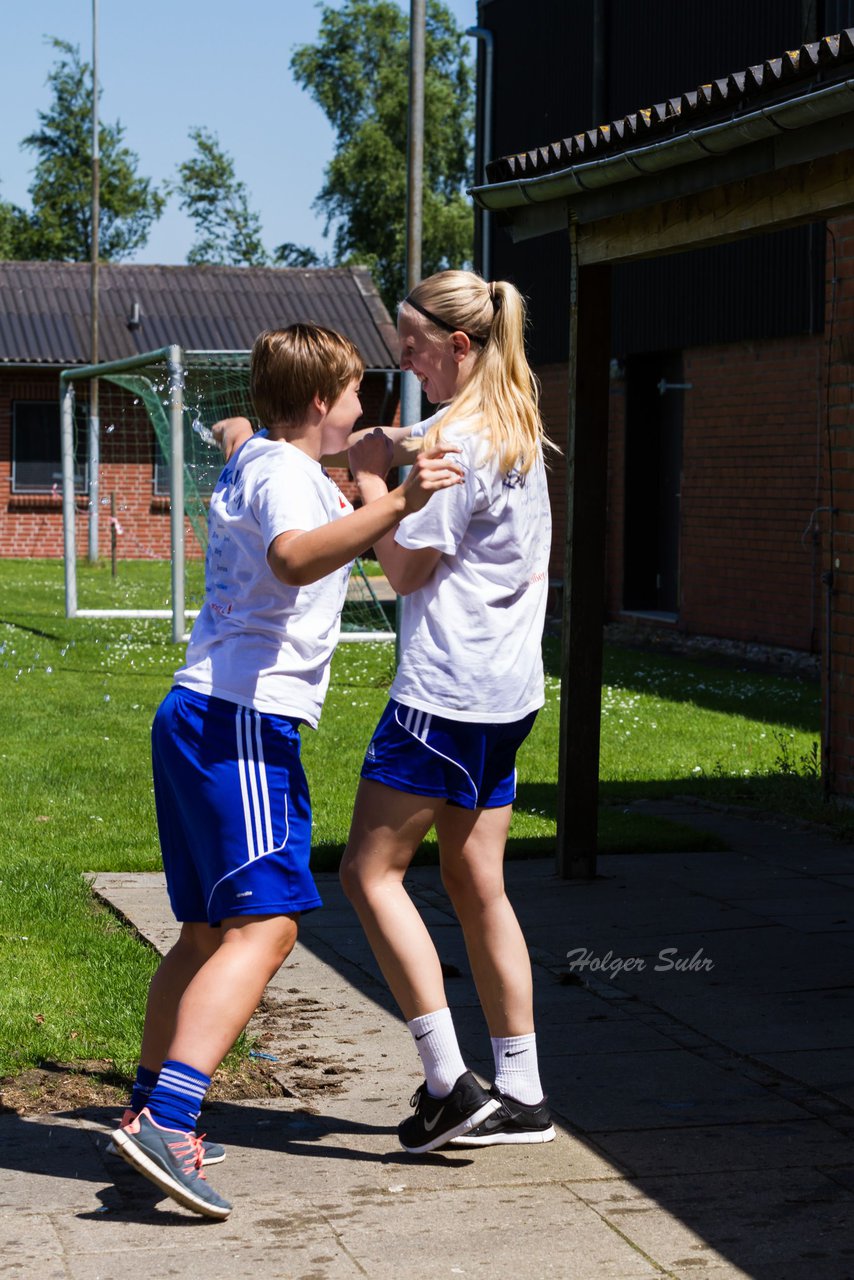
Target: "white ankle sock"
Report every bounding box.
[407,1007,467,1098]
[491,1033,543,1105]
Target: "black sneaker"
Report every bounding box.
[112,1108,232,1219]
[449,1087,556,1146]
[398,1071,500,1154]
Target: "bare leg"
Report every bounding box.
[139,921,224,1073]
[435,802,534,1038]
[340,779,446,1020]
[164,913,299,1076]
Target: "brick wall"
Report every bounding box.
[0,369,398,561]
[532,216,854,799]
[823,215,854,795]
[537,362,570,587]
[679,335,824,650]
[535,236,848,657]
[0,370,68,558]
[538,360,626,616]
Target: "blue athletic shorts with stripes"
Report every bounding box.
[359,699,538,810]
[151,686,322,925]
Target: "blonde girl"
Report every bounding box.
[341,270,556,1153]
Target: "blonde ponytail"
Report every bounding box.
[400,270,556,474]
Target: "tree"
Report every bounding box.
[273,241,326,268]
[290,0,474,309]
[0,193,30,260]
[15,39,163,261]
[174,128,269,267]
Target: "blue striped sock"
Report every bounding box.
[145,1059,210,1133]
[129,1064,160,1115]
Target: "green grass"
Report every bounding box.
[0,558,831,1078]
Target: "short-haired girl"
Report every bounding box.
[111,324,462,1217]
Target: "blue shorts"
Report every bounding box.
[151,686,322,925]
[360,699,538,810]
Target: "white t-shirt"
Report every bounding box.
[175,432,354,727]
[390,411,551,723]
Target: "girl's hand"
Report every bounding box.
[348,427,395,482]
[400,445,464,514]
[212,416,254,461]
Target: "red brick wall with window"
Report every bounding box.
[0,370,397,561]
[0,370,75,558]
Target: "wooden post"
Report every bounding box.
[556,219,612,879]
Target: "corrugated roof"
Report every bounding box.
[484,27,854,184]
[0,262,399,369]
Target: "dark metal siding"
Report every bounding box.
[823,1,854,36]
[486,0,595,161]
[486,0,828,364]
[484,0,593,367]
[607,0,816,120]
[612,225,826,357]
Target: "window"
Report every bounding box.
[12,401,87,493]
[153,431,170,496]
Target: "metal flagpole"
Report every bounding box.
[396,0,426,659]
[88,0,101,563]
[402,0,425,427]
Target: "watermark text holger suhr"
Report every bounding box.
[565,947,714,981]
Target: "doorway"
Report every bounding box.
[622,351,684,616]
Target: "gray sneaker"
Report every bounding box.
[112,1108,232,1219]
[106,1108,226,1165]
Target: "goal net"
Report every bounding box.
[59,346,394,642]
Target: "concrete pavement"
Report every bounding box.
[2,800,853,1278]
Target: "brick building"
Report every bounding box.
[0,262,400,561]
[532,266,846,656]
[469,2,854,840]
[473,0,854,657]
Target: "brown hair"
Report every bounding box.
[250,323,364,428]
[399,270,555,475]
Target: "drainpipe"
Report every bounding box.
[467,25,493,280]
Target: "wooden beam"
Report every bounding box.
[578,147,854,265]
[556,227,611,880]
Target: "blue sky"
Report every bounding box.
[1,0,479,264]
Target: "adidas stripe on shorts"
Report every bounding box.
[360,699,537,810]
[152,686,322,924]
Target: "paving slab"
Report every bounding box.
[4,800,854,1278]
[587,1116,854,1178]
[570,1167,854,1280]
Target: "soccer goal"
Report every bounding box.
[59,346,395,643]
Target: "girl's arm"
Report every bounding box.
[322,424,414,469]
[268,443,460,587]
[212,416,254,461]
[348,432,442,595]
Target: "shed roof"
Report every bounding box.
[0,262,399,369]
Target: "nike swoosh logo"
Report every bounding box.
[415,1031,433,1041]
[505,1049,529,1057]
[422,1107,445,1131]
